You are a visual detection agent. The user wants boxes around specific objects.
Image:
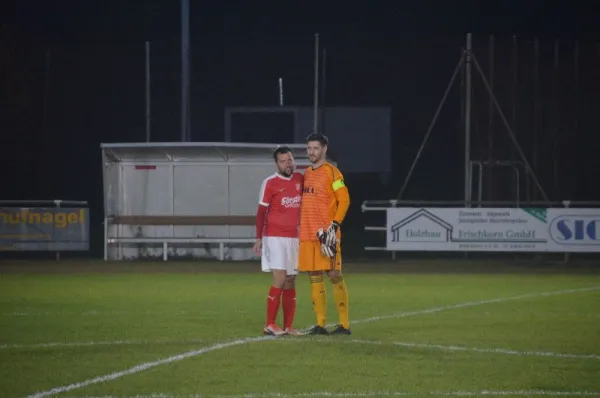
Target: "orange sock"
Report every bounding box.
[331,274,349,329]
[309,274,327,327]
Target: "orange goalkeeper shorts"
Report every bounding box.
[297,240,342,272]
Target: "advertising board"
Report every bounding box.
[0,207,89,251]
[386,207,548,252]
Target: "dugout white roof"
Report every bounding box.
[100,142,311,163]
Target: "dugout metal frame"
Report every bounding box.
[100,142,332,261]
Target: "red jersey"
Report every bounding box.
[257,172,304,238]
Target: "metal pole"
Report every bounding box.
[553,39,560,199]
[145,41,151,142]
[104,217,108,261]
[460,45,465,134]
[471,161,483,207]
[487,34,494,201]
[55,200,61,261]
[320,47,327,135]
[278,78,284,106]
[573,41,579,199]
[313,33,320,133]
[464,33,473,207]
[563,200,570,263]
[477,162,483,206]
[181,0,190,142]
[532,38,540,199]
[511,36,519,204]
[511,36,518,137]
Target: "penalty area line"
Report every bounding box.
[26,285,600,398]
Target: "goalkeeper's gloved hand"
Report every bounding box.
[317,228,337,259]
[321,243,337,258]
[325,221,340,247]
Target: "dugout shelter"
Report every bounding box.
[101,142,333,261]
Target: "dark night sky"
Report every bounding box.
[1,1,599,254]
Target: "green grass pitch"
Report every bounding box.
[0,260,599,398]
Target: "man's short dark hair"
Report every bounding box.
[306,132,328,147]
[273,145,292,161]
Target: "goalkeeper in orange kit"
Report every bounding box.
[298,133,351,335]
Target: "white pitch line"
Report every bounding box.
[349,285,600,326]
[312,339,600,361]
[218,391,600,397]
[26,285,600,398]
[429,392,600,397]
[0,338,204,350]
[8,336,599,362]
[27,337,271,398]
[2,310,192,317]
[66,390,600,397]
[386,341,600,361]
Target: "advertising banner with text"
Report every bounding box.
[386,207,548,252]
[546,208,600,252]
[0,207,89,251]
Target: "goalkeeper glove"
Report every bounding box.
[317,228,337,258]
[321,243,337,258]
[325,221,340,247]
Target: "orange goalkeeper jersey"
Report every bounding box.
[299,162,350,241]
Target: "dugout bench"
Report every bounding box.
[104,215,256,261]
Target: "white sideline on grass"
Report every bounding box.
[3,310,192,317]
[309,338,600,360]
[348,286,600,326]
[213,391,600,397]
[7,336,599,362]
[66,389,600,397]
[26,285,600,398]
[0,338,204,350]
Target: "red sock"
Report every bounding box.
[282,289,296,329]
[266,286,282,325]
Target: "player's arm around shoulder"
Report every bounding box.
[293,172,305,197]
[294,171,305,186]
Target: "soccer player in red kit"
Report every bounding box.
[254,146,304,336]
